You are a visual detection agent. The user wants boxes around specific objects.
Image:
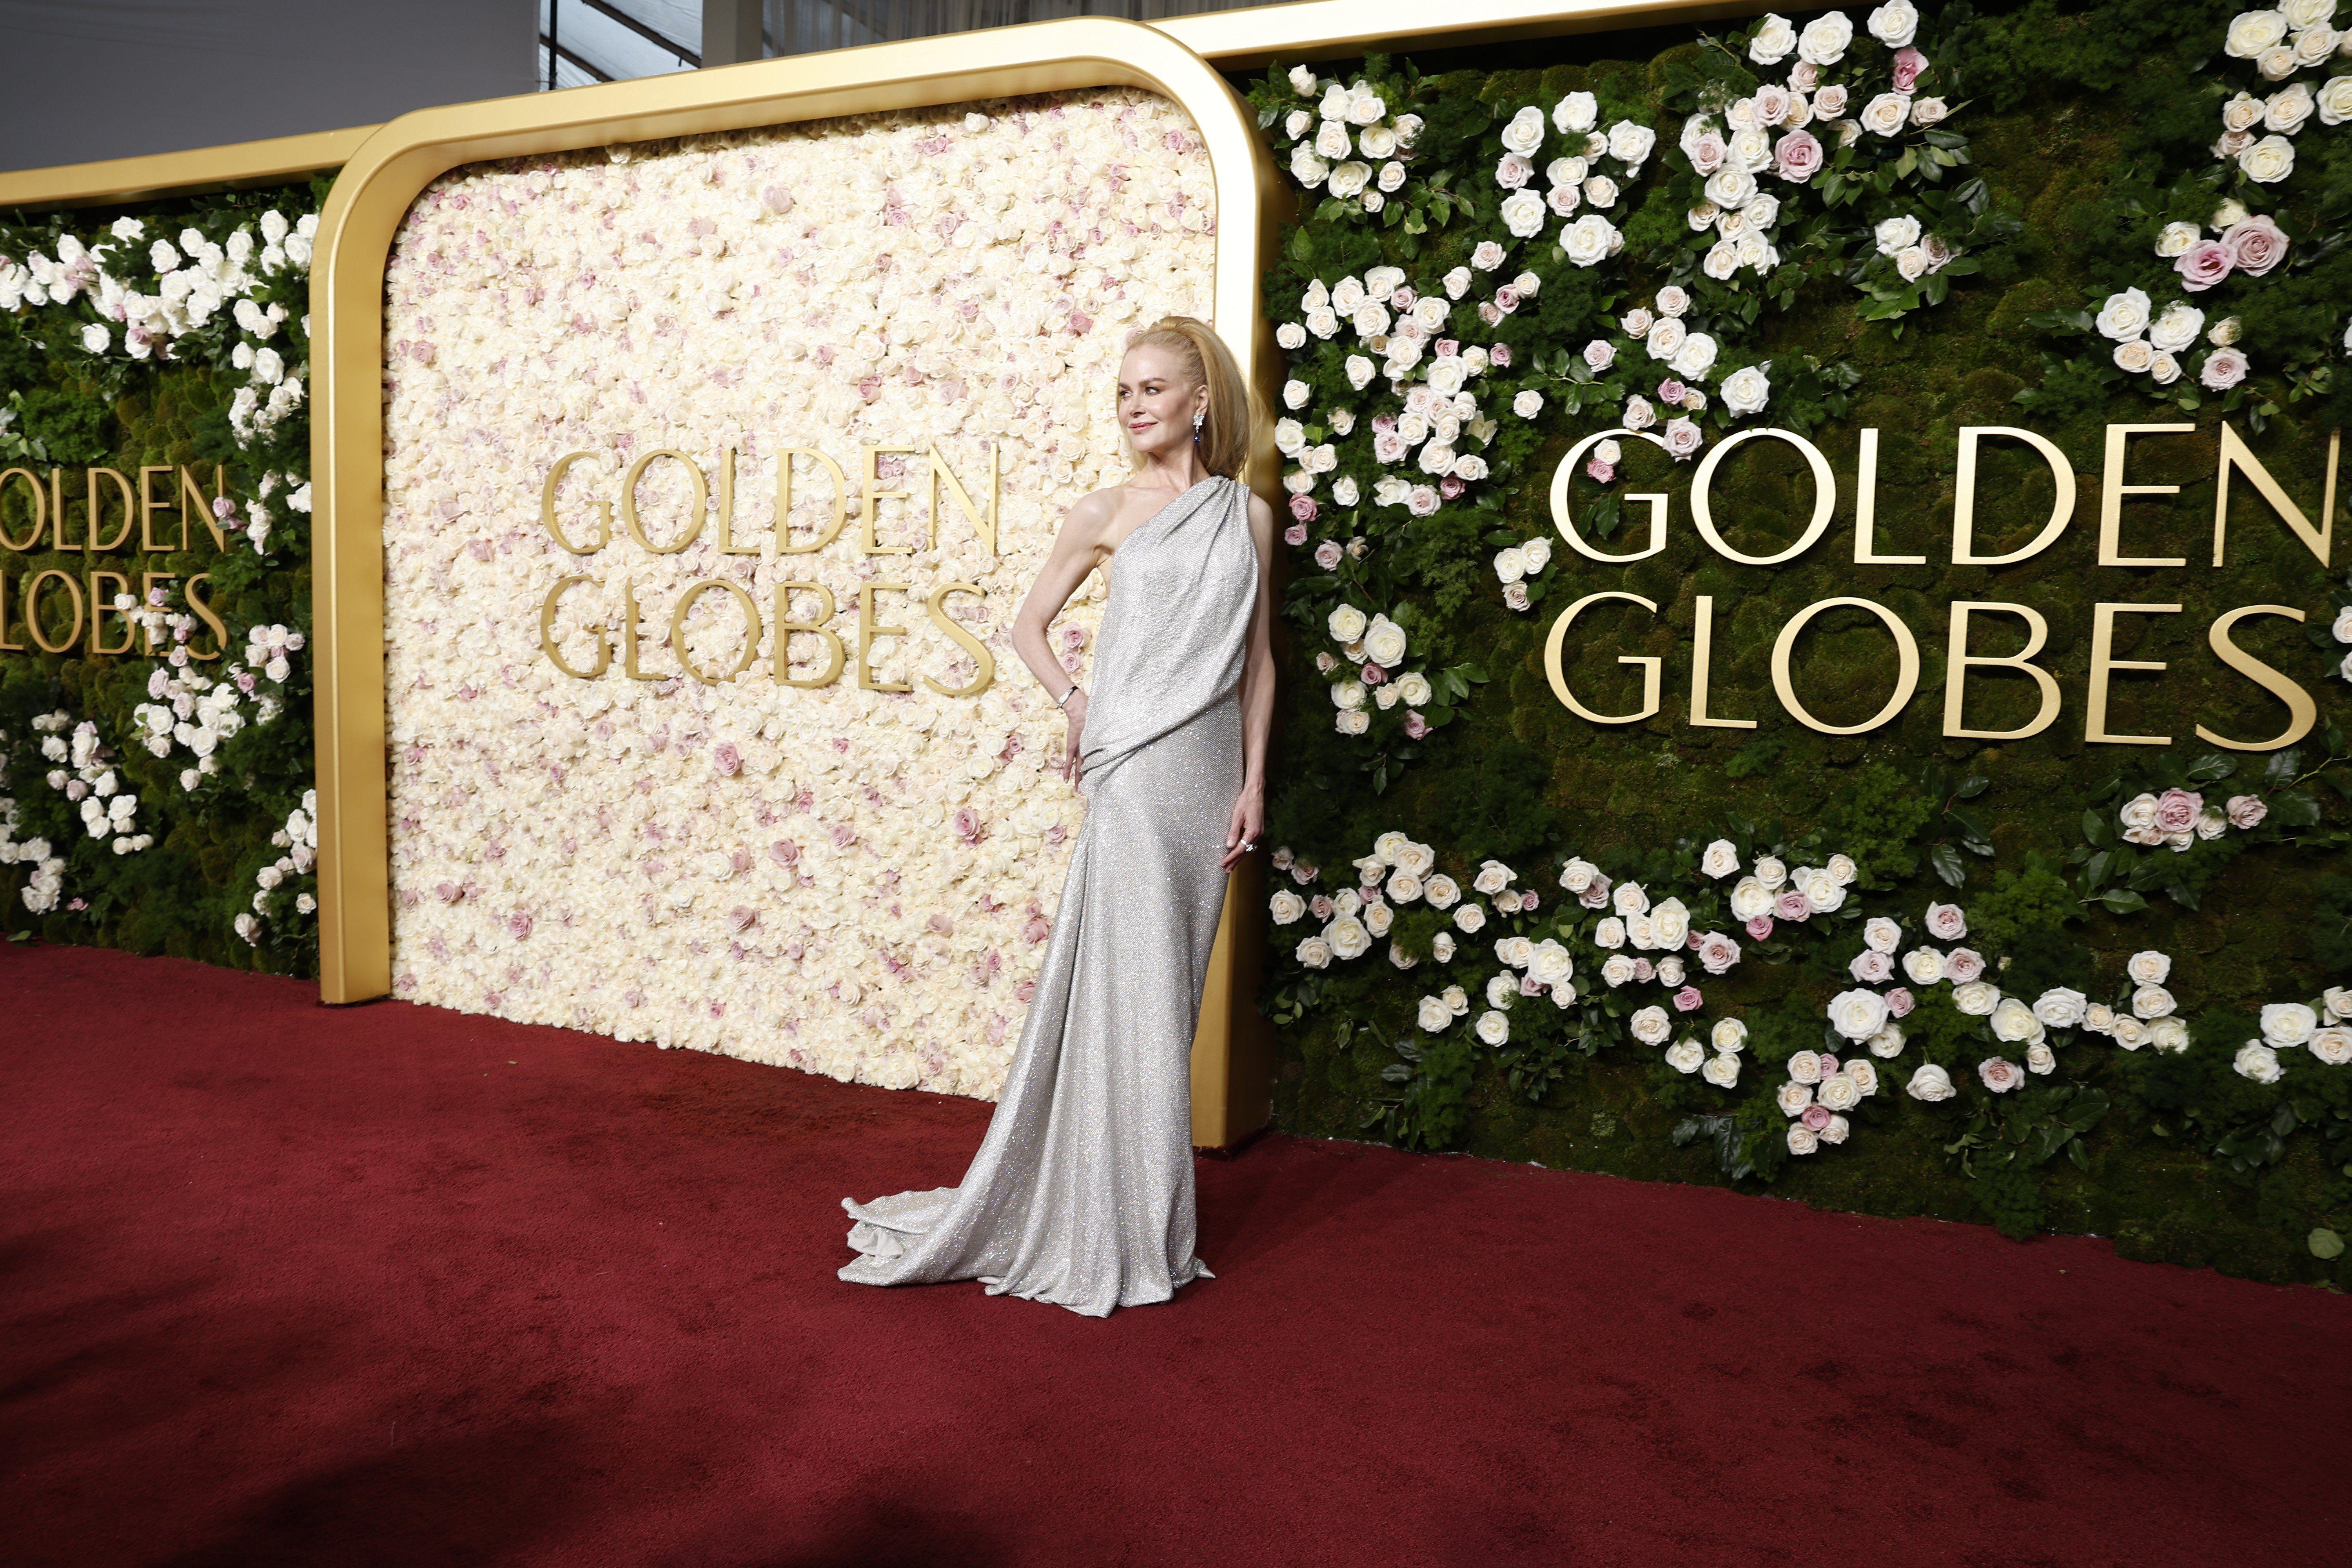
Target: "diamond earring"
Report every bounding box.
[1192,410,1205,438]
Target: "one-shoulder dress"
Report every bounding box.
[837,473,1256,1318]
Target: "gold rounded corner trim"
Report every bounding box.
[309,16,1279,1005]
[0,125,379,210]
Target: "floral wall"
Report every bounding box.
[1,185,323,971]
[379,89,1216,1094]
[1247,0,2352,1285]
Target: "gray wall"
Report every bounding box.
[0,0,535,172]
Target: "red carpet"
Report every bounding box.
[3,943,2347,1567]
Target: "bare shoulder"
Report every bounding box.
[1241,486,1278,544]
[1055,484,1127,551]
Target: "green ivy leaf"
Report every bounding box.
[2100,888,2149,915]
[2314,1228,2347,1260]
[1931,842,1966,886]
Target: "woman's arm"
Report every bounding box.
[1220,490,1280,871]
[1010,488,1117,784]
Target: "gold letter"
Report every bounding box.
[26,568,85,652]
[87,569,134,654]
[539,575,611,679]
[858,583,913,691]
[139,572,178,654]
[621,449,707,554]
[1953,427,2075,565]
[2197,604,2318,752]
[184,572,226,659]
[668,579,762,685]
[862,445,922,555]
[138,465,182,552]
[179,466,228,551]
[923,582,996,697]
[1542,590,1661,723]
[1549,429,1672,562]
[775,448,849,554]
[0,569,21,651]
[1851,429,1926,564]
[1692,428,1837,566]
[539,452,610,555]
[84,469,135,553]
[1944,602,2061,740]
[622,579,665,680]
[1689,595,1755,729]
[2098,423,2194,566]
[929,442,1000,555]
[2212,422,2336,567]
[2085,602,2181,745]
[1771,597,1921,735]
[715,447,758,555]
[0,467,45,551]
[773,580,844,688]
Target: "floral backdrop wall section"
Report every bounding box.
[379,90,1216,1096]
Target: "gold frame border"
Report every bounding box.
[307,18,1283,1147]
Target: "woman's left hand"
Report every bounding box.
[1220,782,1264,872]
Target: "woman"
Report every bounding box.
[838,316,1276,1318]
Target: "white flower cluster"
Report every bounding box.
[2116,784,2270,849]
[1286,830,1441,972]
[1871,213,1955,284]
[1590,288,1738,458]
[2234,986,2352,1080]
[1318,602,1432,735]
[1490,534,1553,612]
[129,632,291,790]
[0,733,67,913]
[2220,3,2350,132]
[378,91,1214,1098]
[1676,1015,1749,1087]
[1279,69,1425,216]
[1778,1046,1880,1153]
[31,710,153,856]
[238,469,313,555]
[0,210,314,449]
[1720,848,1858,929]
[1492,92,1652,265]
[236,789,319,944]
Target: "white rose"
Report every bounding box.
[1335,710,1370,735]
[1296,935,1334,969]
[1859,93,1909,137]
[1901,947,1945,986]
[1720,363,1771,416]
[1868,1023,1907,1059]
[1530,941,1575,987]
[1454,904,1488,933]
[1789,1051,1825,1085]
[1290,64,1319,94]
[1650,898,1691,949]
[1777,1080,1815,1117]
[1612,881,1651,917]
[1474,1009,1511,1046]
[1558,857,1599,893]
[2226,8,2291,58]
[2096,287,2152,341]
[2129,983,2177,1021]
[1601,953,1637,987]
[2283,0,2335,27]
[1425,875,1461,909]
[1363,615,1408,666]
[1864,917,1901,955]
[2240,134,2296,183]
[1553,91,1599,133]
[1561,213,1618,266]
[2308,1026,2352,1064]
[1270,890,1307,925]
[2149,1017,2192,1054]
[1952,980,2001,1016]
[1990,997,2043,1043]
[1328,603,1368,643]
[1906,1063,1956,1101]
[1702,1053,1742,1088]
[1630,1005,1673,1045]
[2320,75,2352,125]
[2026,1042,2058,1075]
[1700,838,1740,878]
[1289,145,1330,188]
[2262,1001,2319,1046]
[1327,161,1372,198]
[1797,866,1844,913]
[1711,1018,1749,1054]
[2234,1041,2284,1083]
[1500,189,1548,238]
[1607,121,1656,164]
[1749,12,1798,64]
[1828,987,1891,1041]
[2267,82,2316,132]
[1818,1073,1861,1111]
[1798,11,1853,64]
[2031,988,2087,1029]
[1502,105,1546,156]
[1668,332,1719,380]
[2148,303,2205,353]
[1868,0,1919,47]
[1728,879,1774,923]
[1665,1040,1707,1074]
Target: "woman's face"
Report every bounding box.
[1118,344,1206,463]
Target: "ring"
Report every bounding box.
[1240,839,1256,852]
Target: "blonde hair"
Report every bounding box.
[1123,316,1257,482]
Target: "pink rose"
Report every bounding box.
[1583,338,1616,371]
[2154,788,2203,834]
[954,806,984,843]
[1978,1056,2021,1093]
[1361,662,1387,684]
[1310,895,1334,920]
[1802,1103,1834,1131]
[1672,985,1704,1012]
[1288,493,1318,524]
[1696,931,1742,974]
[1014,979,1038,1004]
[1519,973,1547,997]
[1283,522,1308,546]
[1944,947,1985,983]
[1744,914,1775,941]
[2201,347,2249,390]
[1773,129,1824,182]
[1314,540,1344,570]
[1691,133,1728,174]
[727,906,757,933]
[713,741,742,776]
[1585,458,1616,485]
[507,911,532,939]
[1581,873,1612,910]
[1632,957,1656,983]
[1775,889,1812,922]
[1818,1054,1838,1076]
[1392,287,1417,310]
[770,839,799,866]
[1407,486,1441,516]
[1404,710,1429,739]
[1479,301,1504,326]
[1495,153,1533,188]
[1436,338,1459,357]
[1438,475,1467,498]
[1658,378,1686,404]
[1490,343,1512,368]
[1891,47,1928,92]
[1521,892,1539,913]
[2222,215,2289,278]
[1495,286,1522,314]
[1023,914,1052,943]
[1374,430,1408,463]
[1925,901,1967,940]
[1850,949,1894,984]
[2227,794,2267,828]
[2175,240,2234,292]
[1886,987,1916,1018]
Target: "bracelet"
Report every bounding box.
[1057,684,1082,709]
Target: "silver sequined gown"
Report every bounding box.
[838,475,1256,1317]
